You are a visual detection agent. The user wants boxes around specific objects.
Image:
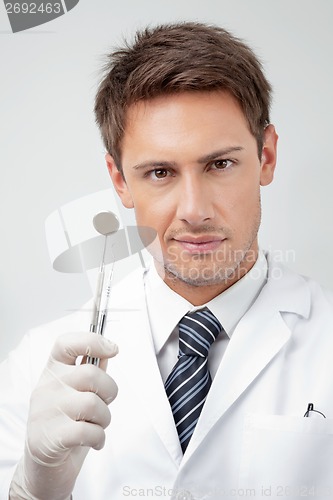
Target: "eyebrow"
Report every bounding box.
[197,146,244,163]
[132,146,244,170]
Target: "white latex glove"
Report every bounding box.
[9,332,118,500]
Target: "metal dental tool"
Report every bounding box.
[87,211,119,365]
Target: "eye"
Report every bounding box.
[145,168,172,181]
[210,159,233,170]
[153,168,168,179]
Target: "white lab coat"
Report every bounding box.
[1,254,333,500]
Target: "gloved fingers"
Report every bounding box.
[15,334,118,499]
[64,390,112,429]
[98,357,108,371]
[50,332,118,365]
[26,418,104,465]
[80,355,108,372]
[63,363,118,404]
[61,420,107,451]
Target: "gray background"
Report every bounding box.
[1,0,332,361]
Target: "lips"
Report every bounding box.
[172,235,225,253]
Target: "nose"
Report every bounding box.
[176,173,214,226]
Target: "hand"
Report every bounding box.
[9,332,118,500]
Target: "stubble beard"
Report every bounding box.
[158,203,262,288]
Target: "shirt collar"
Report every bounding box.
[144,250,268,355]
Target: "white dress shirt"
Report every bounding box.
[144,251,268,382]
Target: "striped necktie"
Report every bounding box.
[165,307,222,452]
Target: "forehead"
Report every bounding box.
[126,90,247,129]
[121,91,254,159]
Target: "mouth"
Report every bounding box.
[172,235,226,253]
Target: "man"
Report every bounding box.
[2,22,333,500]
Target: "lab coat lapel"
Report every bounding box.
[182,310,291,463]
[182,258,310,463]
[106,268,182,466]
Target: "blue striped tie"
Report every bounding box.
[165,308,222,453]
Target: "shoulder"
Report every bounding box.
[265,251,333,320]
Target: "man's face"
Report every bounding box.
[108,91,277,300]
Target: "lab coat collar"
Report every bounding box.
[262,251,311,318]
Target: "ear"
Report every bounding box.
[260,124,278,186]
[106,153,134,208]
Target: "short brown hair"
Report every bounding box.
[94,22,272,170]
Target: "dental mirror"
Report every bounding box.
[93,211,119,236]
[87,210,119,365]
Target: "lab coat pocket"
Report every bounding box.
[239,413,333,498]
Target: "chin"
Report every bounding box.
[163,262,237,287]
